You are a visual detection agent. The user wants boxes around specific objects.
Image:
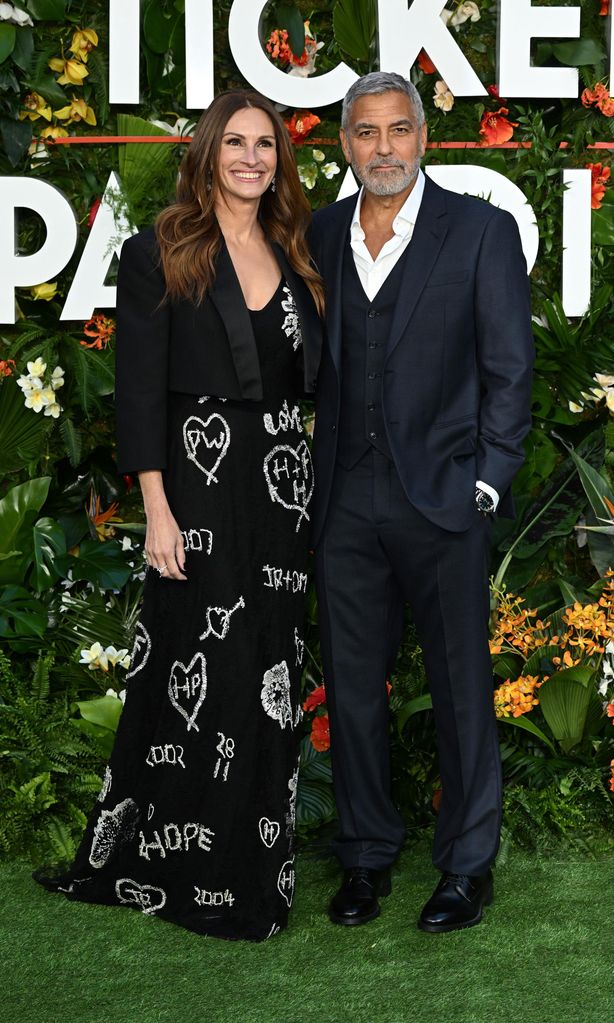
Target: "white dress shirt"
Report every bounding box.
[349,169,499,511]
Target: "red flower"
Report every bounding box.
[284,110,321,145]
[487,84,500,99]
[123,474,134,493]
[417,50,436,75]
[303,683,326,712]
[607,701,614,721]
[87,198,101,227]
[81,313,116,350]
[0,358,16,377]
[310,714,330,752]
[586,162,611,209]
[610,759,614,793]
[600,1,610,15]
[479,106,518,146]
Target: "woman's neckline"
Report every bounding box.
[247,276,284,314]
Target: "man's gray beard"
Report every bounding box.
[353,156,421,197]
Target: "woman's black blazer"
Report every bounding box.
[114,227,323,474]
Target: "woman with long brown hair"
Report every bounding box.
[34,91,323,942]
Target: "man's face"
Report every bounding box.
[340,91,427,197]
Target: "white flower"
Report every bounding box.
[119,655,131,670]
[450,2,481,28]
[121,536,133,551]
[51,365,65,390]
[43,401,62,419]
[80,642,109,671]
[312,149,325,163]
[568,401,583,413]
[595,373,614,388]
[105,645,130,667]
[298,164,318,190]
[0,2,34,27]
[16,373,35,392]
[606,390,614,414]
[105,687,126,703]
[27,357,46,377]
[433,80,455,113]
[322,162,341,179]
[149,115,194,137]
[24,387,46,412]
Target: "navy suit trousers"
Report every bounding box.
[315,450,502,875]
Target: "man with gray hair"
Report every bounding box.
[310,72,533,932]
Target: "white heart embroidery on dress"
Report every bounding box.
[89,797,139,868]
[199,596,245,641]
[115,878,167,915]
[168,652,207,732]
[183,414,230,485]
[125,622,151,680]
[263,440,313,532]
[258,817,281,849]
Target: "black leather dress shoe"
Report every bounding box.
[418,870,493,933]
[328,867,392,926]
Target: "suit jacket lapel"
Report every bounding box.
[208,239,263,400]
[386,177,449,361]
[320,200,355,373]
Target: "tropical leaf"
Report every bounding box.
[0,586,47,639]
[538,670,596,753]
[32,516,66,592]
[76,695,123,733]
[55,539,133,591]
[117,114,176,211]
[333,0,377,63]
[296,778,336,825]
[0,378,48,475]
[0,477,51,585]
[497,713,556,753]
[59,417,83,468]
[275,3,305,59]
[396,693,433,733]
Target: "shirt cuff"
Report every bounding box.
[476,480,500,512]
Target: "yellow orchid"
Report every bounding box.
[54,96,96,126]
[19,91,52,122]
[70,28,98,63]
[30,282,58,301]
[48,55,89,86]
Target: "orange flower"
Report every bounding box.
[494,674,542,719]
[432,786,442,812]
[600,1,610,15]
[303,684,326,712]
[479,107,518,146]
[582,82,614,117]
[0,358,16,377]
[610,759,614,793]
[81,313,116,350]
[588,162,612,209]
[86,490,122,540]
[606,702,614,721]
[310,714,330,752]
[284,111,321,145]
[418,50,436,74]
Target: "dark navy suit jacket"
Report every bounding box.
[310,175,534,544]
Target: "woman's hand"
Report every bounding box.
[139,470,187,581]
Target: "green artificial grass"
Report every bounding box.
[3,842,613,1023]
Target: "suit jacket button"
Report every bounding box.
[331,425,336,432]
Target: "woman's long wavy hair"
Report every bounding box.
[155,90,324,316]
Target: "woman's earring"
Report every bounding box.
[270,176,276,193]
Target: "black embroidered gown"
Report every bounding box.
[36,279,312,942]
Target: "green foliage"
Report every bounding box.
[333,0,376,66]
[0,650,104,861]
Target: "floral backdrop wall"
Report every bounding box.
[0,0,613,863]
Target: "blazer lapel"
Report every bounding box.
[272,242,323,392]
[321,201,355,373]
[208,239,263,401]
[385,177,449,361]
